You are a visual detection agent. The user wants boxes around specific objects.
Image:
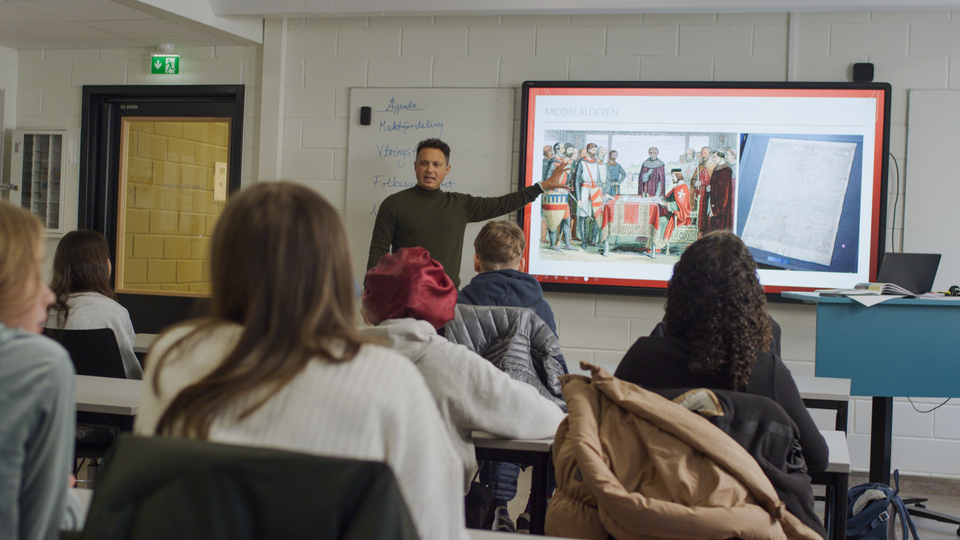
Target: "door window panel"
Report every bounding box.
[116,118,230,296]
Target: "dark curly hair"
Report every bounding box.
[664,231,771,391]
[416,138,451,164]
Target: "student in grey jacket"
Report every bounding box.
[0,200,76,540]
[45,230,142,379]
[361,247,566,492]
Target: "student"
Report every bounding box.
[134,182,467,540]
[45,230,143,379]
[458,220,558,336]
[361,247,565,502]
[456,220,562,531]
[614,231,827,472]
[0,200,76,540]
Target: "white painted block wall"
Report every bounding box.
[277,11,960,479]
[9,9,960,478]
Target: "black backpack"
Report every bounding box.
[846,470,919,540]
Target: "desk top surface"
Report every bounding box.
[469,529,564,540]
[133,333,157,354]
[794,375,850,402]
[783,291,960,306]
[473,431,553,452]
[75,375,143,416]
[821,430,850,474]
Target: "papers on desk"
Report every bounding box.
[814,289,905,307]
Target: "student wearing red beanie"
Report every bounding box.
[362,247,565,497]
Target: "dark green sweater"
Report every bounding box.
[367,184,544,288]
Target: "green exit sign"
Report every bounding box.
[151,55,180,75]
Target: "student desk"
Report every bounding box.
[783,292,960,484]
[795,375,851,431]
[816,430,851,540]
[469,529,564,539]
[133,333,157,354]
[74,375,143,431]
[473,432,552,535]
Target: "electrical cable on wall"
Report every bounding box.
[888,154,951,411]
[907,397,950,413]
[888,153,901,253]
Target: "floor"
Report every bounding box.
[506,470,960,539]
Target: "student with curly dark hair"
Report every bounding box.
[614,231,828,472]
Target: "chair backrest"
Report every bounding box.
[42,327,126,379]
[79,435,420,540]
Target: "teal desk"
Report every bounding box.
[783,292,960,484]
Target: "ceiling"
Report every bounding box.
[208,0,960,18]
[0,0,259,50]
[2,0,960,51]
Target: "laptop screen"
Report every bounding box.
[876,253,941,294]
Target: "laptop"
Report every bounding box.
[876,253,941,295]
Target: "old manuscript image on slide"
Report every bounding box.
[740,138,857,267]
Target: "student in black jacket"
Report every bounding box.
[614,231,828,473]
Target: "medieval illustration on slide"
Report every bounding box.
[537,130,738,264]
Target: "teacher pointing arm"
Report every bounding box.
[367,138,569,289]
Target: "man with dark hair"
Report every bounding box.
[367,138,569,288]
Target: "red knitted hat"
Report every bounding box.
[362,247,457,330]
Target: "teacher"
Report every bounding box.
[367,138,569,288]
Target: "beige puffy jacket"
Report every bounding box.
[545,363,822,540]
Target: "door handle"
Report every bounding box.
[0,183,19,192]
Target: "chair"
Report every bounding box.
[76,435,420,540]
[547,363,825,540]
[42,327,126,379]
[43,328,126,485]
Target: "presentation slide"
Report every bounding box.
[520,84,889,293]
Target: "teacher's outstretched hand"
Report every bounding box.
[540,163,571,191]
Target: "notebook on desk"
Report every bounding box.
[876,253,941,295]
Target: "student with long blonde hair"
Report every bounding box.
[0,200,76,540]
[134,182,467,540]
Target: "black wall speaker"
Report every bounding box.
[853,63,874,83]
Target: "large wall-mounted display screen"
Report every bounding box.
[518,81,891,294]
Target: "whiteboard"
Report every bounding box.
[345,88,515,287]
[904,90,960,292]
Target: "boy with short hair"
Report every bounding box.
[458,221,557,336]
[457,221,564,532]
